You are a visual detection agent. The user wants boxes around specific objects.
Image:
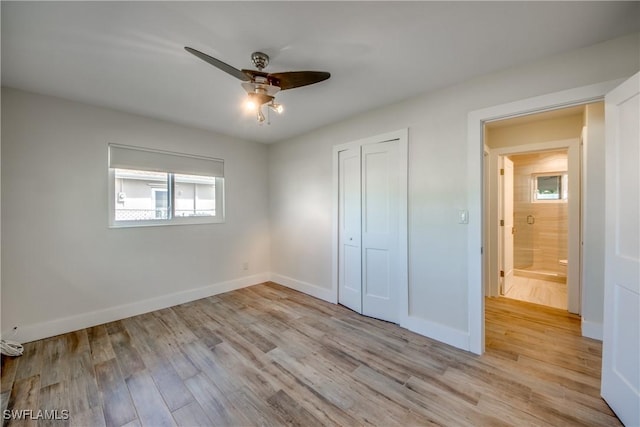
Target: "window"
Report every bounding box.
[109,144,224,227]
[532,173,568,202]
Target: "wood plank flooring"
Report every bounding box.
[1,283,620,426]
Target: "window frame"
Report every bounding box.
[531,172,568,204]
[108,144,225,228]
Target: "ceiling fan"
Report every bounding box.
[184,47,331,124]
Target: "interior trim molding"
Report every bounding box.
[582,319,603,341]
[10,272,270,344]
[270,273,337,304]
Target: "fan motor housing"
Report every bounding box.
[251,52,269,70]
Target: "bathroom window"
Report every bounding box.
[532,173,568,202]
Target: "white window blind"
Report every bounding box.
[109,144,224,177]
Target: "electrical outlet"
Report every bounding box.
[242,262,249,271]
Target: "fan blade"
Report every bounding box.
[268,71,330,90]
[184,47,250,81]
[241,69,270,81]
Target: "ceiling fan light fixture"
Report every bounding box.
[245,99,258,112]
[269,101,284,114]
[257,109,266,125]
[245,91,273,107]
[245,91,282,124]
[241,81,280,98]
[185,47,330,125]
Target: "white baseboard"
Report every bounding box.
[269,273,337,303]
[401,315,470,352]
[581,319,603,341]
[8,272,270,344]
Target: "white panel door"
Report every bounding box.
[502,157,515,295]
[601,72,640,426]
[338,148,362,313]
[361,141,400,323]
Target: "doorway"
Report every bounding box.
[484,106,583,314]
[500,149,570,310]
[467,75,637,425]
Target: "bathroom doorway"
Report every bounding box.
[483,104,588,314]
[501,150,569,310]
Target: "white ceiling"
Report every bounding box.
[2,2,638,144]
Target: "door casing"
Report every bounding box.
[500,156,515,296]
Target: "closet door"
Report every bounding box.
[361,140,400,323]
[338,147,362,313]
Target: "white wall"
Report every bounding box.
[269,33,639,345]
[1,88,271,342]
[2,33,637,349]
[582,102,606,339]
[486,114,584,149]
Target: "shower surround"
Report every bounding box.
[511,150,568,281]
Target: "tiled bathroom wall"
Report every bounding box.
[510,150,568,275]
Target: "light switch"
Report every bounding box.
[459,209,469,224]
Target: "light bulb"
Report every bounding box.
[245,99,257,112]
[257,109,266,124]
[269,102,284,114]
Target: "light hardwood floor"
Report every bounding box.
[1,283,619,426]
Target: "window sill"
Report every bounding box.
[109,216,225,228]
